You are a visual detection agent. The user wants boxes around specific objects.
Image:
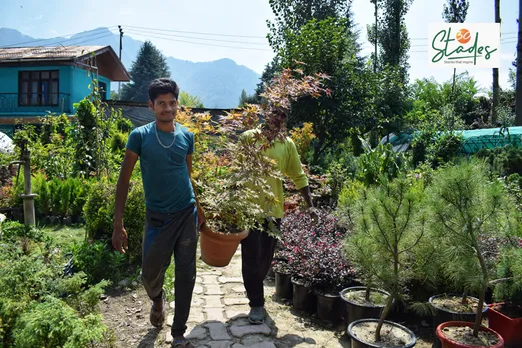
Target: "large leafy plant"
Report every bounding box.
[180,68,330,236]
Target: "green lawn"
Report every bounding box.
[41,225,86,246]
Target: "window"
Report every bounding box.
[18,70,59,106]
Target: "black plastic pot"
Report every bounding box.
[266,265,275,279]
[316,291,342,323]
[340,286,389,325]
[291,277,316,313]
[429,293,488,329]
[275,271,293,299]
[348,319,417,348]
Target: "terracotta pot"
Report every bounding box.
[199,224,248,267]
[347,318,417,348]
[487,303,522,347]
[435,321,504,348]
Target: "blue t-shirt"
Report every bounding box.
[126,121,195,213]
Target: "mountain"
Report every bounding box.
[0,27,261,108]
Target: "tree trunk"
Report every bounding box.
[492,0,501,126]
[516,1,522,125]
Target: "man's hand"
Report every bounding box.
[197,207,206,229]
[112,223,128,254]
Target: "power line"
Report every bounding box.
[68,33,114,47]
[123,31,272,51]
[124,27,269,46]
[123,24,267,39]
[1,26,117,48]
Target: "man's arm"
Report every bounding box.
[112,149,139,253]
[186,154,206,228]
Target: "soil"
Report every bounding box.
[490,303,522,318]
[431,295,480,313]
[440,325,500,347]
[350,321,414,348]
[342,289,387,306]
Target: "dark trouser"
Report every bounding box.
[241,219,281,308]
[141,204,199,337]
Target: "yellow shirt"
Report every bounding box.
[243,129,309,218]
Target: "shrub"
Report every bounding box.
[12,297,108,348]
[411,130,463,168]
[84,177,145,264]
[356,143,408,186]
[0,222,110,347]
[278,208,357,291]
[475,145,522,178]
[69,241,126,286]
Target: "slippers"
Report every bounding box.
[149,291,166,328]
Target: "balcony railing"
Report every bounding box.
[0,93,71,114]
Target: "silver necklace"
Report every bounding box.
[154,123,176,149]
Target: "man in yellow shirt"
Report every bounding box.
[241,108,315,325]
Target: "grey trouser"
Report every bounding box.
[141,204,199,337]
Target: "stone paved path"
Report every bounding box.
[161,246,350,348]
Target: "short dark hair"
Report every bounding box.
[148,78,180,102]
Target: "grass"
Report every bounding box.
[40,224,86,246]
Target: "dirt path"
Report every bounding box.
[100,246,434,347]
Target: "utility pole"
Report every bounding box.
[374,0,378,73]
[492,0,501,126]
[118,25,124,99]
[515,0,522,126]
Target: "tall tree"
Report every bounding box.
[442,0,470,106]
[376,0,414,85]
[121,41,170,102]
[260,0,359,101]
[267,0,353,53]
[492,0,502,125]
[278,18,369,163]
[516,9,522,125]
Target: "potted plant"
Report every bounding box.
[337,179,390,325]
[345,175,426,348]
[281,209,318,313]
[181,68,331,267]
[428,161,517,348]
[488,247,522,347]
[306,209,357,323]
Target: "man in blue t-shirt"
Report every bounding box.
[112,78,204,348]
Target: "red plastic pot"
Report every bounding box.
[436,321,504,348]
[487,303,522,347]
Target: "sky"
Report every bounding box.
[0,0,519,91]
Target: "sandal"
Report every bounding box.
[149,291,166,327]
[172,338,195,348]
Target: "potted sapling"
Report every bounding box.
[428,161,518,348]
[346,175,426,348]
